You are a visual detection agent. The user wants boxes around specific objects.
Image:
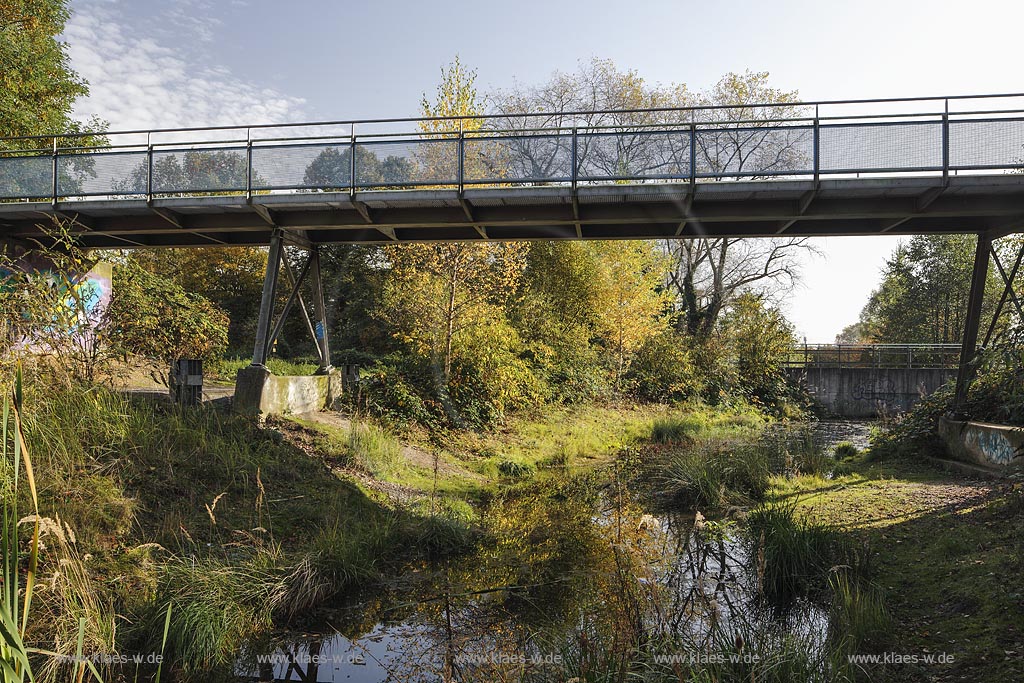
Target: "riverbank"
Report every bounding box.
[770,457,1024,682]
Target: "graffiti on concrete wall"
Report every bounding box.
[851,378,897,404]
[965,427,1021,466]
[1,252,112,344]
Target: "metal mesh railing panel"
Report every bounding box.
[784,344,961,369]
[949,118,1024,169]
[0,155,53,199]
[59,150,149,196]
[251,142,352,191]
[694,125,814,177]
[150,147,248,193]
[354,138,456,188]
[819,121,942,172]
[576,130,692,181]
[464,133,572,184]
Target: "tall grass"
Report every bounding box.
[2,371,107,682]
[347,420,403,477]
[656,439,772,510]
[1,370,39,681]
[828,571,891,653]
[746,501,870,604]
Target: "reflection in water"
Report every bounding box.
[239,422,864,682]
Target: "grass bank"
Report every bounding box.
[767,456,1024,682]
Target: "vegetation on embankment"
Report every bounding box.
[766,457,1024,682]
[8,373,780,681]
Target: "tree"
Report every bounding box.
[302,146,415,190]
[852,235,1005,344]
[131,247,268,353]
[382,242,528,382]
[488,60,815,338]
[664,237,816,339]
[663,71,816,338]
[114,150,253,195]
[1,0,105,197]
[512,242,610,402]
[590,241,671,389]
[718,292,796,407]
[0,0,94,141]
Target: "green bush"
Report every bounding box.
[497,459,535,479]
[626,330,701,402]
[833,441,860,460]
[657,439,772,510]
[107,258,229,365]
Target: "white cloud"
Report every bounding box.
[64,2,307,133]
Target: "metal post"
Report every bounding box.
[349,124,357,196]
[458,123,465,194]
[813,106,820,184]
[146,132,154,203]
[953,231,993,410]
[51,137,58,206]
[309,246,333,374]
[246,128,253,201]
[267,256,312,354]
[942,99,950,183]
[571,127,578,190]
[252,230,284,366]
[689,123,697,184]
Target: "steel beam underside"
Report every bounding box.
[2,176,1024,249]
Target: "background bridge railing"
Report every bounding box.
[783,343,963,370]
[3,93,1024,203]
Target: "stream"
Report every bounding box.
[236,420,873,682]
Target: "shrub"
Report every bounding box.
[497,459,535,479]
[657,439,772,510]
[833,441,860,460]
[626,330,701,402]
[651,415,706,444]
[107,258,229,366]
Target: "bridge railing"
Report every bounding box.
[3,93,1024,203]
[783,343,963,370]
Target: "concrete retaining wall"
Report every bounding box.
[233,365,342,416]
[938,416,1024,469]
[787,366,955,418]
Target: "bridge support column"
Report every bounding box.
[236,231,339,416]
[309,246,333,375]
[251,229,284,366]
[952,231,993,411]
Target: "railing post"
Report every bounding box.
[246,128,253,201]
[688,123,697,185]
[813,105,820,184]
[571,126,578,190]
[146,132,153,203]
[942,99,950,183]
[458,122,465,194]
[51,136,58,205]
[349,124,357,197]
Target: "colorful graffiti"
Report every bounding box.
[1,249,112,344]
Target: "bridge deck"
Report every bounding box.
[3,93,1024,248]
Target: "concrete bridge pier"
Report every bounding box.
[234,228,341,415]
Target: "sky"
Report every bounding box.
[61,0,1024,341]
